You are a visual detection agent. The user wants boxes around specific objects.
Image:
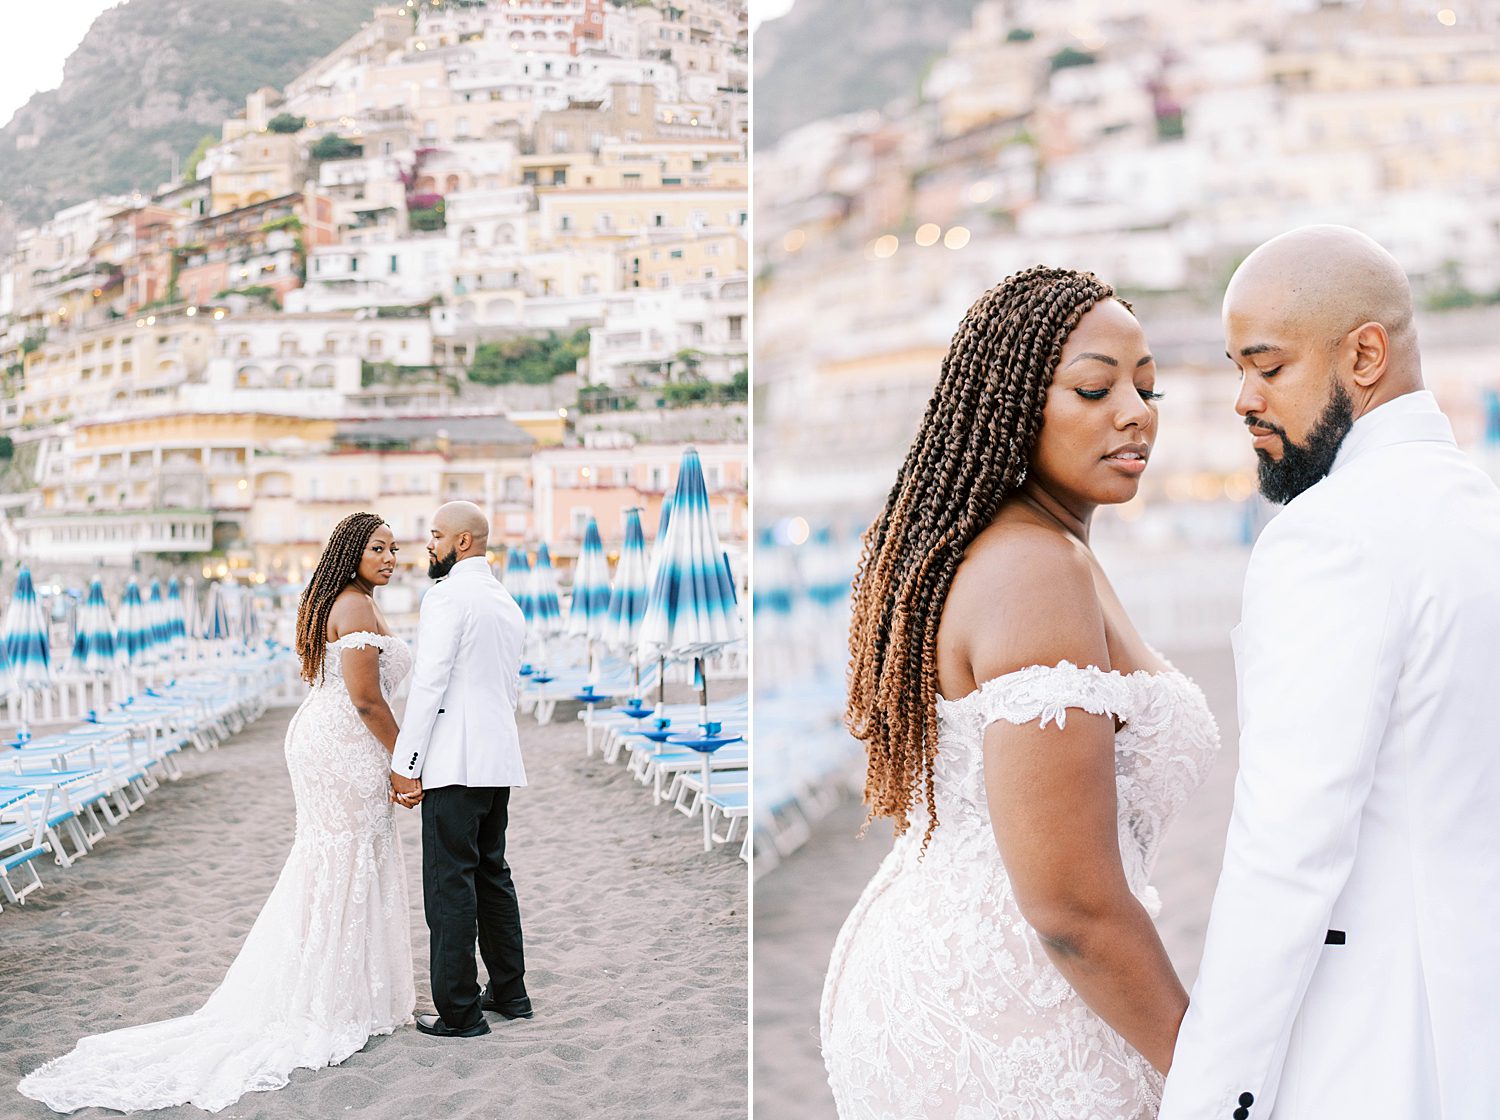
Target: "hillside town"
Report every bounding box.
[0,0,749,592]
[755,0,1500,534]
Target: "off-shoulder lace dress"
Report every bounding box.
[821,661,1221,1120]
[20,632,417,1114]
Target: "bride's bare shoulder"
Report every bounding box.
[326,589,381,642]
[947,521,1108,677]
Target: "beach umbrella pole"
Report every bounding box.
[698,657,711,851]
[701,748,713,851]
[696,656,708,728]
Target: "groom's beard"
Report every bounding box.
[1252,379,1355,505]
[428,547,459,579]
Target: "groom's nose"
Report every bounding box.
[1234,378,1263,419]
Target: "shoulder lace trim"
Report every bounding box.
[329,630,398,651]
[940,660,1143,730]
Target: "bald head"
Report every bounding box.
[1224,227,1426,504]
[1225,225,1422,400]
[426,501,489,578]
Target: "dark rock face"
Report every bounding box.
[0,0,376,226]
[753,0,977,149]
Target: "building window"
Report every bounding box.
[390,255,399,273]
[727,315,743,341]
[559,213,573,231]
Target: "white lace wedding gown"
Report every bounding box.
[821,661,1220,1120]
[19,632,417,1114]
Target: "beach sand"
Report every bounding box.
[2,690,747,1120]
[752,645,1240,1119]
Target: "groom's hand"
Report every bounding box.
[391,772,423,807]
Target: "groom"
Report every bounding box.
[391,501,532,1038]
[1161,227,1500,1117]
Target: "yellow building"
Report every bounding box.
[535,185,747,241]
[19,309,219,424]
[210,131,306,215]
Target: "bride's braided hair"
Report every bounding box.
[295,511,388,684]
[845,266,1120,848]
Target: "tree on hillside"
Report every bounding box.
[310,133,362,161]
[266,113,307,133]
[467,327,591,385]
[184,133,218,179]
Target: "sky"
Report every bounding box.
[0,2,125,127]
[0,0,786,124]
[751,0,796,32]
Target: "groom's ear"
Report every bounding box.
[1347,321,1389,388]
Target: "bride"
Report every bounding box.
[20,511,417,1113]
[820,268,1221,1119]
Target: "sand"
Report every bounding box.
[2,690,747,1120]
[751,645,1241,1119]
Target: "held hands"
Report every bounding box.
[391,772,423,808]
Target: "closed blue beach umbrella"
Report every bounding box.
[4,567,52,733]
[117,581,151,666]
[603,508,652,697]
[71,579,118,674]
[200,582,233,642]
[603,508,650,653]
[637,448,743,664]
[3,567,51,685]
[166,579,187,653]
[567,517,612,641]
[531,543,565,638]
[241,592,262,649]
[503,547,536,626]
[72,578,117,711]
[568,517,613,682]
[145,580,169,662]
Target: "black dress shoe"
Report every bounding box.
[415,1012,490,1037]
[480,989,534,1019]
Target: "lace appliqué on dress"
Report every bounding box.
[18,631,417,1114]
[822,661,1221,1120]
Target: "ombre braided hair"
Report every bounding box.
[295,511,388,684]
[846,266,1123,848]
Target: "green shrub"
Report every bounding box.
[310,133,362,161]
[467,326,591,385]
[1049,47,1097,72]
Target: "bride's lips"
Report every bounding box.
[1102,443,1149,476]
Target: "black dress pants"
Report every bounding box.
[421,785,527,1028]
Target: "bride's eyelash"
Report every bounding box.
[1075,388,1165,402]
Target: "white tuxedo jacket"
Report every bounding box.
[392,556,527,790]
[1160,391,1500,1119]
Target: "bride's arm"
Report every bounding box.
[970,540,1187,1073]
[333,598,401,756]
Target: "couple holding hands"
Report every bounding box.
[22,502,532,1113]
